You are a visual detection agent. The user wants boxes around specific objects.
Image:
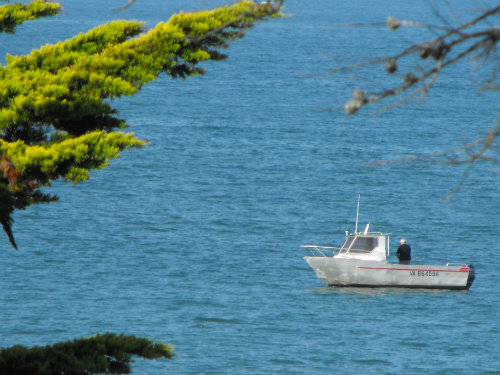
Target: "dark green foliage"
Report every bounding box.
[0,333,174,374]
[0,182,16,248]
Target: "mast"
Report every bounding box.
[355,194,360,234]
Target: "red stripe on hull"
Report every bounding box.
[357,266,469,273]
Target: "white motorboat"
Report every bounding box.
[302,200,475,290]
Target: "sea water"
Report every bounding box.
[1,0,499,374]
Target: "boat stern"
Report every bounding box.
[466,264,475,289]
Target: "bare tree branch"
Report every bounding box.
[113,0,135,12]
[331,4,499,195]
[366,118,500,167]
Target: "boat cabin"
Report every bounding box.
[334,232,389,261]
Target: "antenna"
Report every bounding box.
[355,194,360,234]
[363,222,370,234]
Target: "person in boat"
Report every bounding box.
[396,238,411,265]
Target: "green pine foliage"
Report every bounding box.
[0,0,282,249]
[0,333,174,374]
[0,0,60,33]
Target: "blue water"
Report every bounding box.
[1,0,499,374]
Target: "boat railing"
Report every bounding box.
[445,262,470,267]
[301,245,340,257]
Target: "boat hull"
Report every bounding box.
[304,257,475,290]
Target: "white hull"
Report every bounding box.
[304,257,475,290]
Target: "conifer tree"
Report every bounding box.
[0,333,174,374]
[1,1,282,373]
[0,0,282,249]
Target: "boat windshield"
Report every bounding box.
[340,235,378,254]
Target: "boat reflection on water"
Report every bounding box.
[309,286,471,296]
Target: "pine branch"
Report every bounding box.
[0,0,283,249]
[0,0,60,33]
[0,333,174,374]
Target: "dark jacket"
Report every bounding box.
[396,244,411,261]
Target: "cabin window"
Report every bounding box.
[340,236,378,253]
[350,237,377,253]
